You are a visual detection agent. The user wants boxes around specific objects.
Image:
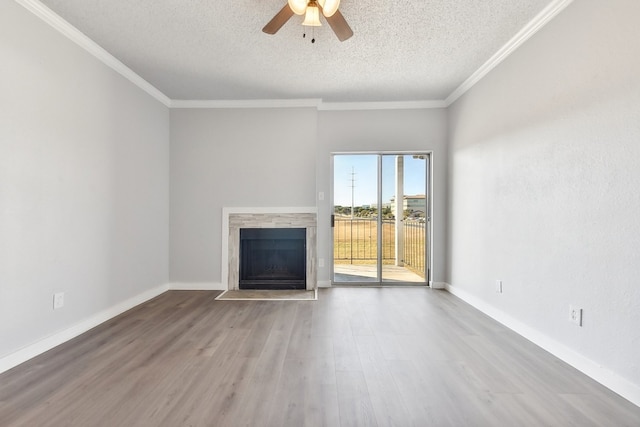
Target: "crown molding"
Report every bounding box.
[170,99,446,110]
[17,0,573,111]
[318,100,447,111]
[15,0,171,107]
[169,99,322,109]
[445,0,575,106]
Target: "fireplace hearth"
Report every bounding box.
[239,228,306,290]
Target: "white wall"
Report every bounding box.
[169,108,318,286]
[316,109,448,285]
[447,0,640,402]
[0,1,170,359]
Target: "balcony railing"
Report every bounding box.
[333,217,426,277]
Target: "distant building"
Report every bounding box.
[369,201,392,210]
[390,195,426,214]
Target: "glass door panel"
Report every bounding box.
[381,155,427,283]
[332,154,379,283]
[333,153,430,285]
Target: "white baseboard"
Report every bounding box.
[444,283,640,408]
[0,283,169,375]
[431,281,446,289]
[169,282,225,291]
[317,280,332,288]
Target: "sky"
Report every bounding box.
[333,154,427,207]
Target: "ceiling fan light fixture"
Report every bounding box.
[288,0,308,15]
[302,5,322,26]
[263,0,352,42]
[318,0,340,17]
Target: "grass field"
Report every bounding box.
[333,218,395,264]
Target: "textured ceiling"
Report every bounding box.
[38,0,553,102]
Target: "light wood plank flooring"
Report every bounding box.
[1,288,638,426]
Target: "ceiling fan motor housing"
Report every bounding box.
[288,0,340,17]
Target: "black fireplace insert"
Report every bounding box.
[239,228,306,290]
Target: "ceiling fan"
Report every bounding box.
[263,0,353,42]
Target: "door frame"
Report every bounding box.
[330,151,433,287]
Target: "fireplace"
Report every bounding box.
[224,209,317,291]
[239,228,306,290]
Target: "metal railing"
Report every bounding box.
[402,218,426,277]
[333,217,426,277]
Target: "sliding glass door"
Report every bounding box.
[332,153,430,285]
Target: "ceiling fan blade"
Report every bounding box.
[325,9,353,41]
[262,4,295,35]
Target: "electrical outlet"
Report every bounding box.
[495,280,503,294]
[570,306,582,326]
[53,292,64,310]
[318,258,325,268]
[318,191,325,201]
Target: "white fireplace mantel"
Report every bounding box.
[221,207,318,291]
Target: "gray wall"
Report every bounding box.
[169,108,318,285]
[448,0,640,390]
[316,109,448,284]
[0,2,170,358]
[169,107,448,287]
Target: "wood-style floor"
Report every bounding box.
[1,288,638,426]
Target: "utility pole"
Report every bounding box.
[349,167,356,264]
[349,167,356,220]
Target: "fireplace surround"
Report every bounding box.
[223,208,317,291]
